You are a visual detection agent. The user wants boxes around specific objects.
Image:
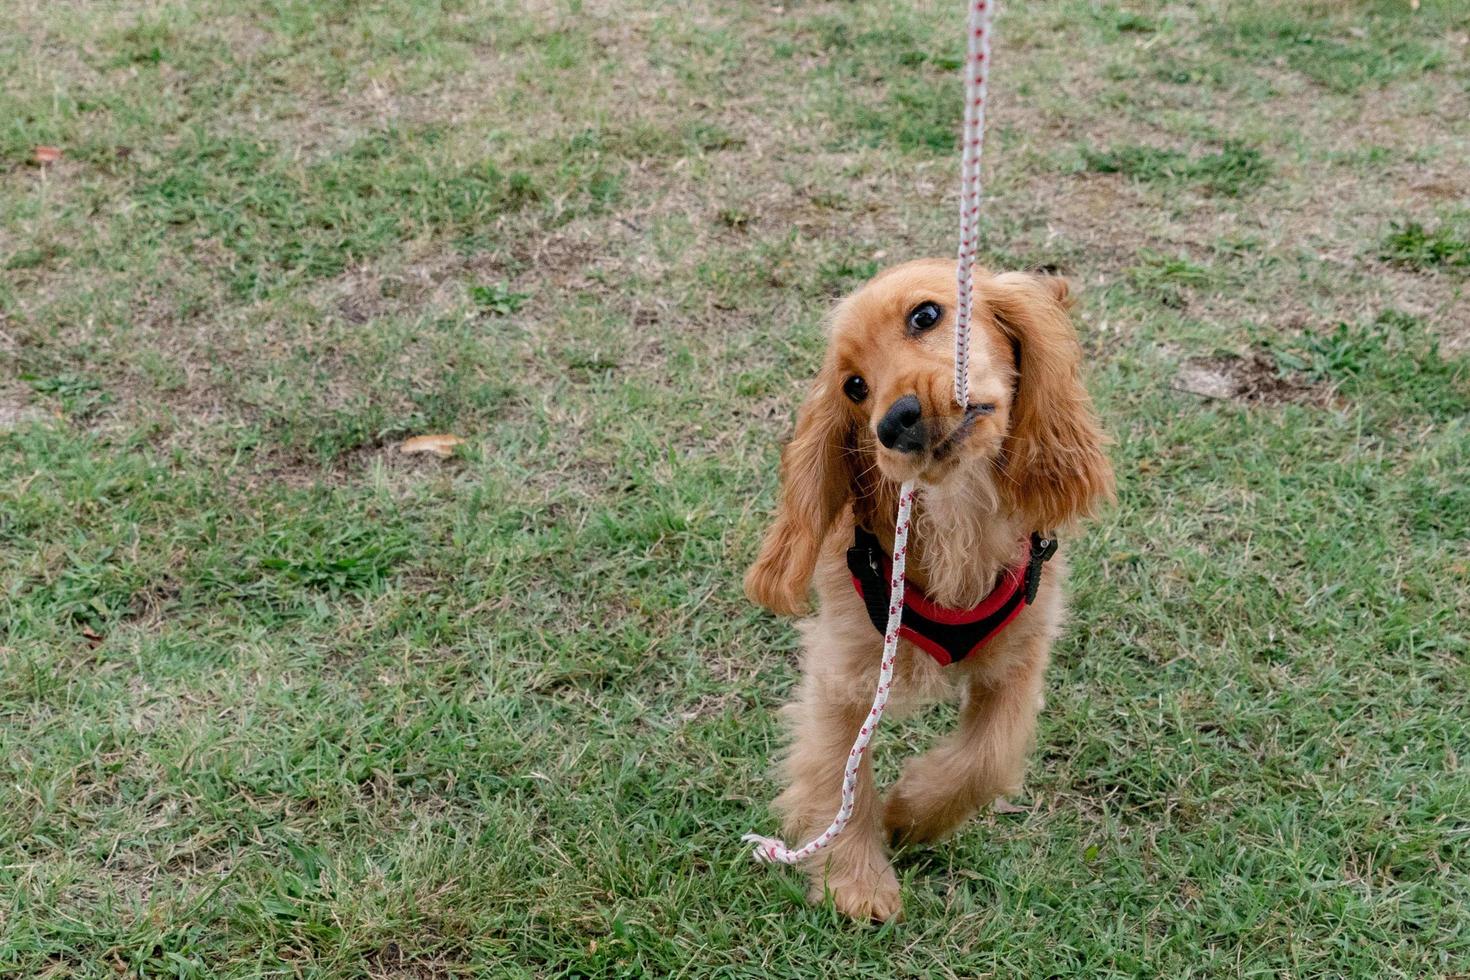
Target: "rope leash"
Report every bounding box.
[954,0,993,409]
[742,483,916,864]
[743,0,994,866]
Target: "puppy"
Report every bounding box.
[745,259,1113,921]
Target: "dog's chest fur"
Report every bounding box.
[909,468,1024,609]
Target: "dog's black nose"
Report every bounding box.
[876,395,925,453]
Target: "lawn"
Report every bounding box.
[2,0,1468,975]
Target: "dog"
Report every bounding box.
[745,258,1113,921]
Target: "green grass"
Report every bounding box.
[1266,311,1469,421]
[469,283,530,316]
[135,130,548,296]
[1127,250,1216,307]
[1381,219,1470,272]
[1216,0,1450,93]
[3,0,1469,976]
[1081,142,1271,196]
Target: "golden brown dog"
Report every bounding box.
[745,258,1113,921]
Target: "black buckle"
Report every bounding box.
[1024,532,1058,604]
[846,527,883,581]
[847,529,891,634]
[846,543,881,580]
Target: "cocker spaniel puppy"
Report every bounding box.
[746,259,1113,922]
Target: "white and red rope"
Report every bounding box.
[953,0,994,410]
[743,0,994,866]
[742,483,916,864]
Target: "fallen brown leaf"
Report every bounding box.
[33,145,62,165]
[399,433,464,458]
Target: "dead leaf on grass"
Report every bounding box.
[33,145,62,165]
[399,433,464,458]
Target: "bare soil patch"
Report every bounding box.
[0,387,46,431]
[1176,352,1334,407]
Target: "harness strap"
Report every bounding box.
[847,526,1055,666]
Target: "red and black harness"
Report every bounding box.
[847,526,1057,666]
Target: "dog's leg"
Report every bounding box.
[773,647,901,922]
[883,641,1048,846]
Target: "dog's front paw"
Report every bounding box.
[883,786,959,847]
[810,861,903,923]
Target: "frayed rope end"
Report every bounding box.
[741,833,795,864]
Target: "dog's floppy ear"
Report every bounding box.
[987,272,1114,530]
[744,365,854,616]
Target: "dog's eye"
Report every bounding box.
[843,376,869,403]
[907,301,942,333]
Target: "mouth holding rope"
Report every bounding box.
[877,396,995,465]
[931,401,996,461]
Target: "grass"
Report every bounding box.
[1381,219,1470,272]
[468,283,530,316]
[1080,142,1271,197]
[1216,0,1449,93]
[1267,311,1469,421]
[2,0,1468,976]
[1126,250,1216,307]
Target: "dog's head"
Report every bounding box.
[745,259,1114,615]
